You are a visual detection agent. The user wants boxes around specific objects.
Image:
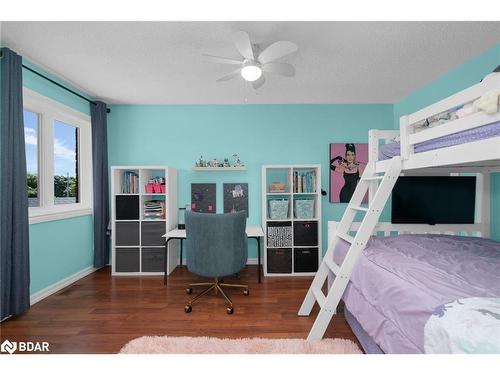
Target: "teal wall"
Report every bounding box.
[107,104,394,257]
[22,58,94,294]
[393,44,500,240]
[28,216,93,294]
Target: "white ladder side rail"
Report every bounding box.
[305,157,402,340]
[368,130,380,203]
[297,162,377,317]
[299,157,402,341]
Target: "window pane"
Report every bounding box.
[53,120,79,204]
[24,110,39,207]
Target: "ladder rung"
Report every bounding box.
[312,288,326,308]
[362,175,384,181]
[324,258,340,275]
[349,205,368,212]
[336,231,354,243]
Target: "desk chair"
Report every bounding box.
[184,211,249,314]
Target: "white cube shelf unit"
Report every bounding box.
[261,164,322,276]
[111,166,178,276]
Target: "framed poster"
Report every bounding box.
[329,143,368,203]
[191,183,216,213]
[223,183,248,217]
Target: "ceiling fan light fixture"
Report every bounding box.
[240,64,262,82]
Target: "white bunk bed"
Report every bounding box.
[298,71,500,351]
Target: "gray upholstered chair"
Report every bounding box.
[184,210,249,314]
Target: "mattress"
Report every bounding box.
[333,234,500,353]
[378,120,500,160]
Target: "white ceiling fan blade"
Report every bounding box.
[216,69,241,82]
[232,31,254,60]
[262,62,295,77]
[202,54,242,65]
[258,41,298,64]
[252,75,266,90]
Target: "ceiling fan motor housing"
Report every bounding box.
[241,60,263,81]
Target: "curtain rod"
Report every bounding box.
[0,51,110,113]
[21,65,111,114]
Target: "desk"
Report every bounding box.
[162,225,265,285]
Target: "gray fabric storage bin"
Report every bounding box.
[293,221,318,246]
[267,248,292,273]
[115,248,140,272]
[116,221,140,246]
[141,248,165,272]
[141,222,165,246]
[294,248,319,272]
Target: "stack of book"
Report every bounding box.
[294,171,316,193]
[122,171,139,193]
[143,200,165,220]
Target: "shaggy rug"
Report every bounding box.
[119,336,362,354]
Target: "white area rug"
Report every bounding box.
[120,336,362,354]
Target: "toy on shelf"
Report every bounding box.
[193,154,245,169]
[145,176,166,194]
[233,154,244,167]
[269,182,286,193]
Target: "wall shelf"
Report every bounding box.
[192,166,247,171]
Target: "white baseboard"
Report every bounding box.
[246,258,259,265]
[30,266,98,305]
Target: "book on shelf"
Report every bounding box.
[122,171,139,194]
[294,171,316,193]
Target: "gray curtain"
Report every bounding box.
[91,101,110,268]
[0,47,31,320]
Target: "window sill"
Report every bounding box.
[29,207,93,224]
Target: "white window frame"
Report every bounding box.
[23,88,93,224]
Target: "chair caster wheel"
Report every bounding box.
[226,306,234,315]
[184,305,192,313]
[186,288,193,294]
[243,289,249,296]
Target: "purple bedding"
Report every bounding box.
[379,121,500,160]
[333,234,500,353]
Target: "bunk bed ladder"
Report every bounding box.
[298,157,402,340]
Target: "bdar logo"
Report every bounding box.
[1,340,17,354]
[0,340,49,354]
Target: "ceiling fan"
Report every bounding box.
[203,31,299,89]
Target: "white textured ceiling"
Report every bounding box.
[1,21,499,104]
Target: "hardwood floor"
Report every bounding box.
[0,266,361,353]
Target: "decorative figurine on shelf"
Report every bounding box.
[223,158,230,167]
[209,158,218,168]
[233,154,244,167]
[196,155,206,168]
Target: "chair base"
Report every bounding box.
[185,277,249,314]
